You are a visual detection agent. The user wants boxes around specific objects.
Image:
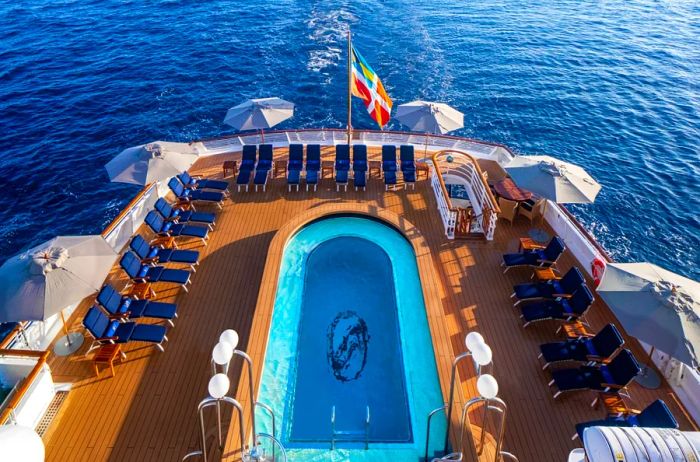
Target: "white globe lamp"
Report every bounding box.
[477,374,499,399]
[220,329,239,350]
[465,331,485,351]
[471,343,493,366]
[212,341,234,366]
[208,373,230,399]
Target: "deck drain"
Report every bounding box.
[35,390,69,437]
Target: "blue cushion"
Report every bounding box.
[403,170,416,182]
[145,211,165,233]
[178,171,196,186]
[254,170,268,184]
[237,169,252,184]
[167,177,186,197]
[241,145,257,167]
[336,170,348,183]
[197,178,229,191]
[83,306,109,338]
[306,170,318,184]
[354,172,366,188]
[634,400,678,428]
[155,198,176,219]
[131,324,167,343]
[171,223,208,239]
[287,169,300,184]
[384,171,397,184]
[589,324,624,359]
[129,300,177,320]
[159,268,190,285]
[521,301,564,322]
[167,249,200,264]
[189,189,224,202]
[539,339,589,364]
[502,252,540,267]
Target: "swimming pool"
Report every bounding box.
[257,216,446,461]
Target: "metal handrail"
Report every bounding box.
[330,405,371,450]
[256,433,288,461]
[425,404,448,461]
[255,402,276,460]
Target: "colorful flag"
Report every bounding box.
[351,46,392,128]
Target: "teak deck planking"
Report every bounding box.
[42,146,695,462]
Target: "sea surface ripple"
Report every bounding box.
[1,0,698,278]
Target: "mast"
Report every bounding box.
[347,28,352,145]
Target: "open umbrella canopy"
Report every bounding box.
[105,141,199,186]
[597,262,700,368]
[0,235,117,323]
[504,155,601,203]
[224,97,295,131]
[395,100,464,134]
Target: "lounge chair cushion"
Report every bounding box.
[384,171,397,184]
[188,189,224,202]
[241,145,257,169]
[254,170,268,185]
[403,170,416,183]
[336,170,348,183]
[130,324,167,343]
[128,300,177,319]
[158,268,191,285]
[502,252,541,267]
[632,399,678,428]
[287,169,300,184]
[157,248,200,264]
[354,172,366,188]
[306,170,319,184]
[167,222,209,239]
[178,172,228,191]
[540,340,590,364]
[177,209,216,224]
[237,169,252,185]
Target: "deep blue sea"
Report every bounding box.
[1,0,698,279]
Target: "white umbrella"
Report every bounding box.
[0,235,118,355]
[105,141,199,186]
[395,100,464,158]
[504,155,601,204]
[224,97,295,142]
[597,262,700,387]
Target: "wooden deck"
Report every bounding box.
[43,147,696,462]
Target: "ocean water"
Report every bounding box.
[1,0,698,278]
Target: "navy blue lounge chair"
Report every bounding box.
[155,198,215,230]
[145,210,209,246]
[352,145,368,173]
[400,145,416,189]
[520,284,594,327]
[130,234,199,271]
[549,349,640,399]
[305,144,321,191]
[177,171,229,196]
[120,251,192,293]
[335,144,350,192]
[400,145,416,173]
[384,170,397,190]
[257,144,273,171]
[501,236,566,273]
[240,145,257,171]
[287,144,303,191]
[512,267,585,306]
[96,284,178,327]
[573,399,678,440]
[382,145,397,173]
[167,177,225,209]
[83,306,168,355]
[539,323,624,369]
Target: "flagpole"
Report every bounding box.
[346,28,352,146]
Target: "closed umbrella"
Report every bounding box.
[597,262,700,388]
[224,97,295,142]
[395,100,464,158]
[105,141,199,186]
[504,155,601,204]
[0,235,118,355]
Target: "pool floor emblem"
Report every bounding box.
[327,311,369,382]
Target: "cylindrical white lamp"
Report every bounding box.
[465,331,485,351]
[219,329,239,350]
[0,425,45,462]
[208,373,230,399]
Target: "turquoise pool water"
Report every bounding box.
[257,216,446,461]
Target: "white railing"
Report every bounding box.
[102,182,160,252]
[195,128,510,163]
[433,150,500,240]
[429,161,457,239]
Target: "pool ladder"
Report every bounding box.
[330,405,370,450]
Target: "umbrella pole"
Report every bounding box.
[60,310,72,346]
[635,345,662,389]
[424,134,429,161]
[260,128,265,143]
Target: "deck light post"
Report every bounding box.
[184,373,246,462]
[219,329,263,460]
[459,374,508,462]
[443,331,493,454]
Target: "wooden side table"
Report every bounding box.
[416,163,430,179]
[150,235,176,249]
[124,282,153,300]
[321,160,334,179]
[519,237,546,252]
[223,160,238,178]
[369,160,381,179]
[94,344,122,378]
[533,267,559,282]
[557,320,594,340]
[274,160,288,179]
[593,392,630,417]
